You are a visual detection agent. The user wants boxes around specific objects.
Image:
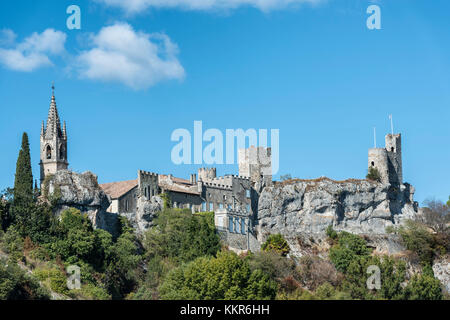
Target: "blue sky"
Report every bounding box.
[0,0,449,204]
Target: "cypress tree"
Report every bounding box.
[13,132,33,207]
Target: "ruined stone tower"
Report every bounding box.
[39,85,68,185]
[238,146,272,186]
[368,133,402,185]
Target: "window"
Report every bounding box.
[144,188,147,197]
[391,147,395,152]
[246,204,251,213]
[235,217,240,234]
[241,218,246,235]
[228,204,232,210]
[46,145,52,159]
[125,200,129,212]
[209,202,213,211]
[371,161,375,167]
[59,145,65,160]
[202,202,207,212]
[246,189,251,198]
[228,217,234,233]
[219,203,224,209]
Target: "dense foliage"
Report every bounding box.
[261,234,290,256]
[160,251,277,300]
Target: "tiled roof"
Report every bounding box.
[159,174,191,185]
[158,174,200,195]
[100,179,138,199]
[159,182,200,196]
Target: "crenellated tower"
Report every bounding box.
[39,84,68,186]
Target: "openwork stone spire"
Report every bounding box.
[45,83,63,139]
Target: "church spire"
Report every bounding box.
[45,82,62,139]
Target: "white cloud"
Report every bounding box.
[95,0,322,14]
[75,23,185,89]
[0,29,66,72]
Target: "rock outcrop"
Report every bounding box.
[433,256,450,294]
[121,195,163,235]
[44,170,119,236]
[256,177,420,257]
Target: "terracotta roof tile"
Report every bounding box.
[100,179,138,199]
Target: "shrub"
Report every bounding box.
[329,232,371,273]
[160,251,277,300]
[144,209,220,264]
[404,274,443,300]
[398,220,435,265]
[34,267,69,295]
[326,225,338,240]
[77,283,111,300]
[366,167,381,182]
[0,259,50,300]
[261,234,290,256]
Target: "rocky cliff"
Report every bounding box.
[122,195,163,235]
[256,178,420,257]
[43,170,119,236]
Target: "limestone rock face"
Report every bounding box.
[121,195,163,235]
[433,256,450,294]
[256,178,419,257]
[44,170,118,236]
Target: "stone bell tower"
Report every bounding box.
[39,84,68,186]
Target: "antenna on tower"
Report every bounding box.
[373,127,377,148]
[389,114,394,135]
[51,81,55,96]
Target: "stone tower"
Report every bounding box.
[238,146,272,186]
[368,133,402,185]
[39,85,68,185]
[198,168,217,182]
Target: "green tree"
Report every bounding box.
[0,259,50,300]
[329,231,371,273]
[13,133,33,206]
[398,220,435,266]
[104,217,142,299]
[144,209,220,264]
[404,273,443,300]
[261,234,290,256]
[160,251,277,300]
[12,133,34,234]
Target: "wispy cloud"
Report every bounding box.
[74,23,185,89]
[95,0,323,14]
[0,29,66,72]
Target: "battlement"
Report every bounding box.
[138,170,158,178]
[198,167,217,181]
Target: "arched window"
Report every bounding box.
[46,145,52,159]
[371,161,375,167]
[391,147,394,152]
